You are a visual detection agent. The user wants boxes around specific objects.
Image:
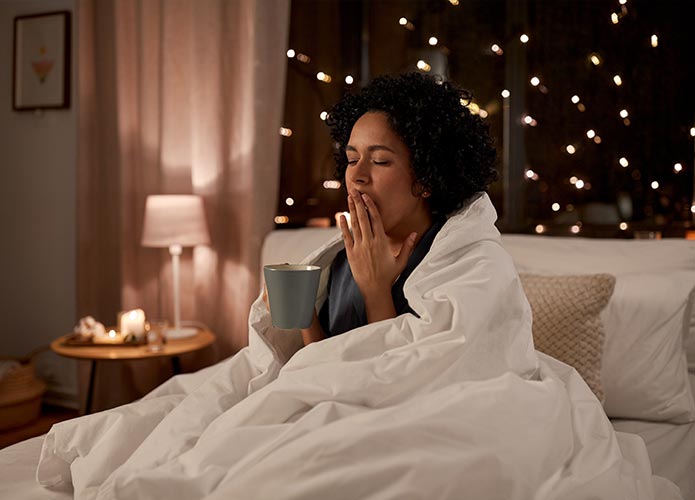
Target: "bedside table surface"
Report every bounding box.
[50,328,215,361]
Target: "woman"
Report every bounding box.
[301,72,497,345]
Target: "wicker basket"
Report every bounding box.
[0,359,46,431]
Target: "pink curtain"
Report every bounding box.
[76,0,289,411]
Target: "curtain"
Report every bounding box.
[76,0,289,411]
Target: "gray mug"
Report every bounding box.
[263,264,321,329]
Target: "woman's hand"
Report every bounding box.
[339,189,417,322]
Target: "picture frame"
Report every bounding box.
[12,11,71,111]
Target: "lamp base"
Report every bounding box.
[165,327,198,340]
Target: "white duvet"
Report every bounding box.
[36,194,682,499]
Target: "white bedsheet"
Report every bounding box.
[31,194,682,499]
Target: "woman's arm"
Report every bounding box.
[300,311,325,346]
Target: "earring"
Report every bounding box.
[422,191,431,198]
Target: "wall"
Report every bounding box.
[0,0,78,407]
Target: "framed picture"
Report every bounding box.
[13,11,71,111]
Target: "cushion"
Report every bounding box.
[601,271,695,423]
[520,273,616,402]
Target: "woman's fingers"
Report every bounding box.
[347,194,362,242]
[339,213,353,247]
[351,189,373,240]
[360,193,384,237]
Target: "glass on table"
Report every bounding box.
[146,320,168,351]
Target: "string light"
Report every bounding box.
[316,72,332,83]
[398,17,415,30]
[619,222,628,231]
[613,74,623,86]
[286,49,296,58]
[296,53,310,63]
[323,180,341,189]
[530,76,540,86]
[620,109,629,118]
[566,145,576,154]
[398,17,407,25]
[274,216,289,224]
[479,109,489,118]
[611,13,619,24]
[428,36,438,46]
[623,118,631,126]
[320,111,328,121]
[674,163,683,173]
[571,95,580,104]
[279,127,293,137]
[448,0,459,5]
[575,179,585,189]
[491,44,503,55]
[519,34,529,43]
[690,127,695,137]
[535,224,546,234]
[522,115,537,126]
[345,75,354,85]
[619,0,627,4]
[571,224,581,234]
[651,181,659,189]
[619,157,629,167]
[501,89,510,98]
[586,129,596,139]
[285,197,294,206]
[651,34,658,47]
[552,203,560,212]
[569,176,578,184]
[577,103,586,112]
[590,53,601,65]
[691,204,695,214]
[525,169,536,179]
[417,60,431,72]
[593,135,602,144]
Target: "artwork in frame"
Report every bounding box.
[13,11,71,111]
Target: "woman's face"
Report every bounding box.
[344,112,432,240]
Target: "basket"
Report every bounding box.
[0,358,47,431]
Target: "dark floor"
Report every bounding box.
[0,404,78,450]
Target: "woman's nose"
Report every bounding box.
[349,159,369,184]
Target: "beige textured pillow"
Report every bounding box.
[519,273,616,402]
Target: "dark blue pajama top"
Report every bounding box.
[318,219,445,337]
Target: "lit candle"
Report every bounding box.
[93,329,125,344]
[119,309,147,339]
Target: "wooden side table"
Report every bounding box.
[50,328,215,413]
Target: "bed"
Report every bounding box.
[1,213,693,499]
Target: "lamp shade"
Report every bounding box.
[141,195,210,248]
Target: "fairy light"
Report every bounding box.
[479,109,489,118]
[296,53,310,63]
[449,0,459,5]
[619,157,629,167]
[285,197,294,206]
[619,0,627,4]
[428,36,438,46]
[674,163,683,173]
[690,127,695,137]
[398,17,407,25]
[525,169,538,180]
[613,75,623,86]
[593,136,602,144]
[575,179,585,189]
[620,109,629,118]
[320,111,328,121]
[586,129,596,139]
[619,222,628,231]
[552,203,560,212]
[611,13,619,24]
[323,180,341,189]
[651,181,659,189]
[519,34,529,44]
[535,224,546,234]
[571,224,581,234]
[491,44,503,55]
[501,89,510,98]
[523,115,533,124]
[530,76,540,86]
[691,204,695,214]
[398,17,415,30]
[417,60,431,72]
[590,53,601,65]
[571,95,580,104]
[274,216,289,224]
[279,127,293,137]
[566,145,576,154]
[316,72,332,83]
[569,176,578,184]
[286,49,296,58]
[651,35,658,47]
[577,103,586,112]
[345,75,354,85]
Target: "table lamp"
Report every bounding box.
[141,195,210,339]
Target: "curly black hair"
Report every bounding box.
[326,72,497,216]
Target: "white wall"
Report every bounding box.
[0,0,78,407]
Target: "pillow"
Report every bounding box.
[601,271,695,423]
[520,273,616,402]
